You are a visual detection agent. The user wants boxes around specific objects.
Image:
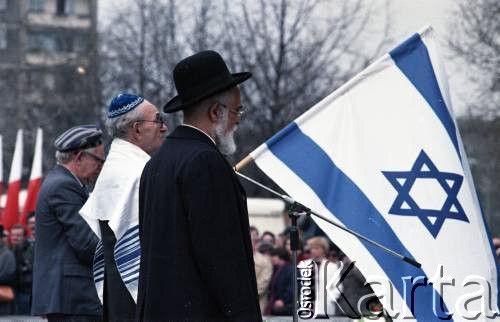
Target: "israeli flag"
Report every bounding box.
[249,27,499,321]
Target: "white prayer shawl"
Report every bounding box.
[80,138,150,304]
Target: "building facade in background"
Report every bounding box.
[0,0,99,179]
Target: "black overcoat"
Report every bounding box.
[136,125,262,321]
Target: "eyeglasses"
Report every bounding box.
[136,113,165,125]
[219,104,245,117]
[82,151,106,165]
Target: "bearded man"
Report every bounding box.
[137,50,262,321]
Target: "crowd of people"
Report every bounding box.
[0,215,499,319]
[0,214,36,315]
[0,212,381,318]
[249,222,382,318]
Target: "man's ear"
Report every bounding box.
[208,102,220,123]
[74,151,83,164]
[132,121,141,135]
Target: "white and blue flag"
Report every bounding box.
[247,26,499,321]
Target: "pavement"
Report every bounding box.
[0,316,366,321]
[0,317,43,322]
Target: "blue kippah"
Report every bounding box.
[107,93,145,118]
[54,125,103,152]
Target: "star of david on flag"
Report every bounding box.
[383,149,468,238]
[239,26,499,321]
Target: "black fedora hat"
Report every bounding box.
[163,50,252,113]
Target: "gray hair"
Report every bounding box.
[55,146,102,164]
[105,106,145,139]
[55,150,74,164]
[184,88,236,118]
[209,88,235,107]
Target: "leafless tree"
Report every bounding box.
[223,0,390,141]
[216,0,391,195]
[99,0,392,196]
[458,117,500,236]
[447,0,500,235]
[99,0,220,127]
[448,0,500,118]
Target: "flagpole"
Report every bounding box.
[234,155,253,172]
[289,212,299,322]
[235,171,421,269]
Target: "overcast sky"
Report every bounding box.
[390,0,453,39]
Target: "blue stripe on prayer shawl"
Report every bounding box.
[122,269,140,283]
[114,225,141,291]
[94,242,103,259]
[119,263,140,278]
[115,231,139,248]
[93,242,105,283]
[266,123,452,321]
[115,238,139,257]
[389,33,460,161]
[117,226,139,245]
[115,247,140,267]
[116,253,140,271]
[115,237,140,257]
[114,229,139,254]
[391,33,500,307]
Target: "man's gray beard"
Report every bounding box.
[214,111,237,155]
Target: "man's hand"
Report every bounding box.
[273,299,285,309]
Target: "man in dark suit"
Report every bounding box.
[137,50,262,321]
[32,125,104,322]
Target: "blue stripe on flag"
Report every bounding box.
[391,33,499,306]
[266,123,452,321]
[389,33,460,161]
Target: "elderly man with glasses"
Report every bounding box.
[80,93,167,322]
[32,125,105,322]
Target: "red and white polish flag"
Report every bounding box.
[0,135,3,198]
[3,129,23,230]
[20,128,43,225]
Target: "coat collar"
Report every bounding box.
[55,164,84,188]
[169,125,216,147]
[180,124,216,145]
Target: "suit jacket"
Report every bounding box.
[268,264,294,316]
[0,244,16,315]
[137,125,262,321]
[31,165,101,316]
